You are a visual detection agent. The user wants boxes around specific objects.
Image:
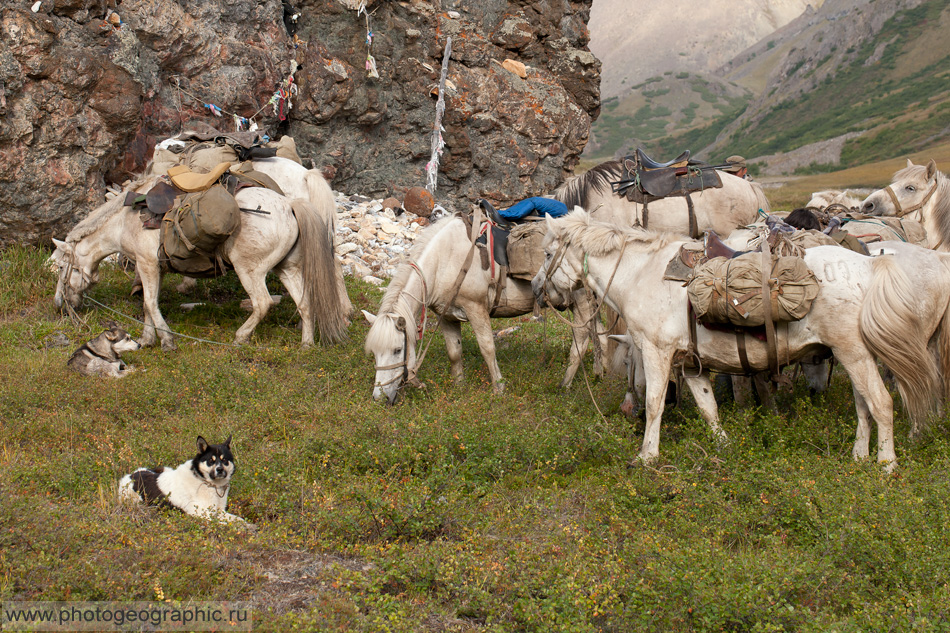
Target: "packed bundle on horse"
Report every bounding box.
[687,251,820,327]
[150,123,303,177]
[506,223,548,280]
[160,183,241,275]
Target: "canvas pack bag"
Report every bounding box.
[687,252,820,327]
[506,223,548,280]
[160,184,240,275]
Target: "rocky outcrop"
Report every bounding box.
[0,0,600,248]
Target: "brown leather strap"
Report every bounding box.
[686,192,699,239]
[491,266,508,313]
[736,331,751,374]
[760,239,779,380]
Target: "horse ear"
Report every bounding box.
[608,334,633,347]
[52,238,67,251]
[907,159,915,168]
[927,159,937,180]
[361,309,377,325]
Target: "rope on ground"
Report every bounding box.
[81,295,241,347]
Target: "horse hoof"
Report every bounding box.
[160,340,178,352]
[493,382,506,394]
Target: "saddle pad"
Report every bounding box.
[167,162,232,192]
[475,224,510,270]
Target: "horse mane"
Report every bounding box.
[65,173,157,243]
[365,213,459,353]
[553,209,675,256]
[554,161,622,210]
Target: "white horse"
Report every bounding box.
[533,211,950,468]
[363,214,600,404]
[52,175,349,348]
[554,160,771,235]
[861,159,950,250]
[143,156,353,315]
[806,189,861,212]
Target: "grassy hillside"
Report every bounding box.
[588,0,950,172]
[585,73,751,162]
[3,236,950,630]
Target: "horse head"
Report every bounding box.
[861,159,940,217]
[51,238,99,310]
[363,309,417,405]
[532,214,584,310]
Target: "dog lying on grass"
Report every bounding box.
[118,436,250,526]
[67,325,140,378]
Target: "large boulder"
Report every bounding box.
[0,0,600,248]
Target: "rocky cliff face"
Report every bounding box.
[0,0,599,248]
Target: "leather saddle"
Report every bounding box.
[614,147,724,201]
[665,230,745,282]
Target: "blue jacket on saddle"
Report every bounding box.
[498,197,569,220]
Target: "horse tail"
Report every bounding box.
[859,255,941,428]
[304,169,338,243]
[304,168,353,318]
[290,199,350,345]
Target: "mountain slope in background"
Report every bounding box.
[587,0,950,175]
[589,0,819,99]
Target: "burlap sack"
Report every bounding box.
[161,185,240,274]
[506,223,548,280]
[687,252,820,327]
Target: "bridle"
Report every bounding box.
[372,261,429,392]
[884,178,938,218]
[57,249,95,306]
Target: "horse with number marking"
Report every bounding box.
[533,210,950,468]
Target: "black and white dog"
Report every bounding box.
[119,436,248,525]
[68,325,140,378]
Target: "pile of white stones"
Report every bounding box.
[333,192,443,286]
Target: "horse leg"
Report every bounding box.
[137,259,176,351]
[440,319,465,384]
[638,342,676,463]
[232,266,274,345]
[731,375,754,406]
[561,302,592,389]
[851,385,872,461]
[459,300,505,393]
[683,373,728,445]
[276,265,314,347]
[838,353,896,469]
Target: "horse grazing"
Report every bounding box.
[861,159,950,250]
[363,214,600,404]
[554,160,770,235]
[52,175,349,349]
[533,211,950,469]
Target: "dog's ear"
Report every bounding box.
[105,328,119,341]
[224,434,232,448]
[196,436,209,454]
